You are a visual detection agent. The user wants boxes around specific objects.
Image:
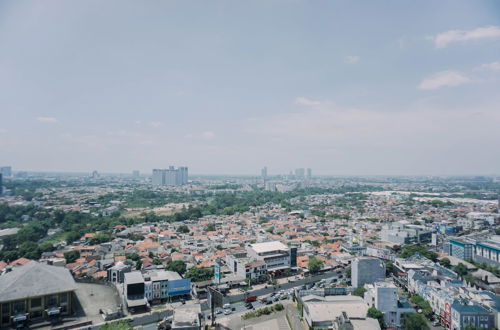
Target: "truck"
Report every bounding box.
[245,295,257,302]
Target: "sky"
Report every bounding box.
[0,0,500,176]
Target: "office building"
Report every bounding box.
[306,168,312,179]
[295,168,305,179]
[0,261,77,328]
[152,166,188,186]
[132,170,140,178]
[444,238,474,261]
[124,272,148,310]
[351,257,385,288]
[0,166,11,178]
[364,281,414,328]
[246,241,293,272]
[261,167,267,181]
[0,173,3,195]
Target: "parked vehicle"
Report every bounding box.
[244,295,257,302]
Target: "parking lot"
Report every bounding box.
[74,282,122,325]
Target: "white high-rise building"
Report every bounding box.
[261,167,267,181]
[306,168,312,179]
[151,166,188,186]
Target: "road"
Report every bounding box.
[224,269,345,304]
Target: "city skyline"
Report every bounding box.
[1,1,500,175]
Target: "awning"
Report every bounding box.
[12,314,27,322]
[47,307,61,316]
[126,298,148,308]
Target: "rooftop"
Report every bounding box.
[249,241,288,254]
[0,261,77,302]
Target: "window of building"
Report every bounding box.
[47,295,58,307]
[12,300,25,314]
[31,297,42,308]
[60,293,68,305]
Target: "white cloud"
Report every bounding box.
[428,26,500,48]
[418,71,471,90]
[295,97,321,106]
[344,55,360,64]
[37,116,58,123]
[148,121,164,128]
[201,131,215,140]
[478,61,500,71]
[107,130,142,138]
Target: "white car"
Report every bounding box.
[223,308,232,315]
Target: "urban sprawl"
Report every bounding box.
[1,166,500,330]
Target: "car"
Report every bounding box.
[245,303,254,309]
[223,309,232,315]
[223,303,231,309]
[265,300,273,305]
[432,320,440,326]
[280,294,287,300]
[215,308,223,314]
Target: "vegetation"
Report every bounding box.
[165,260,187,275]
[241,303,284,320]
[367,307,385,328]
[185,266,213,282]
[402,313,430,330]
[353,287,367,297]
[410,295,432,317]
[176,225,190,233]
[99,320,133,330]
[308,256,324,274]
[400,244,437,262]
[63,250,80,263]
[439,257,451,268]
[453,263,468,277]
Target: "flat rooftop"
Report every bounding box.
[250,241,288,254]
[124,271,144,284]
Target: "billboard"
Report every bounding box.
[214,264,221,284]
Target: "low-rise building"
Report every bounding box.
[302,295,381,330]
[0,261,77,328]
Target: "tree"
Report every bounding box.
[410,295,432,317]
[402,313,430,330]
[385,261,394,276]
[440,257,451,268]
[177,225,190,234]
[345,266,351,279]
[353,287,366,298]
[308,256,324,274]
[204,223,216,232]
[400,244,437,262]
[166,260,187,275]
[99,320,133,330]
[135,260,142,270]
[454,263,468,277]
[185,267,213,282]
[367,307,385,328]
[64,250,80,263]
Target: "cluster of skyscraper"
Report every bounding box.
[261,166,312,181]
[152,166,188,186]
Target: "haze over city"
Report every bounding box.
[1,0,500,175]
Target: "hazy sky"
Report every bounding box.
[1,0,500,175]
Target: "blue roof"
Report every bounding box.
[451,301,489,314]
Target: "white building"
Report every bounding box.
[364,281,414,328]
[302,295,381,330]
[351,257,385,288]
[246,241,291,271]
